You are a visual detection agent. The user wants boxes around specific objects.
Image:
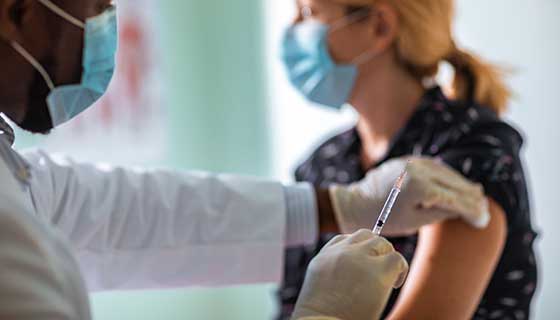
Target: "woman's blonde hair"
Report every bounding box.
[333,0,511,115]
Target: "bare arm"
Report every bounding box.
[387,198,507,320]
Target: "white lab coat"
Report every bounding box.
[0,148,289,319]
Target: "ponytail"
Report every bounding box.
[332,0,512,115]
[446,44,511,115]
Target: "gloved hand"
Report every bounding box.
[291,229,408,320]
[329,157,489,236]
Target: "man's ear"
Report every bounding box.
[0,0,27,42]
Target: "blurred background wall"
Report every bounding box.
[15,0,276,319]
[13,0,559,319]
[91,1,276,319]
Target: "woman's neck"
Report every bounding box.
[349,59,425,166]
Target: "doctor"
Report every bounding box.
[0,0,489,319]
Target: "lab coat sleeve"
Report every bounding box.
[0,198,78,319]
[23,149,287,291]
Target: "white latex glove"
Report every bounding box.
[291,229,408,320]
[329,157,490,236]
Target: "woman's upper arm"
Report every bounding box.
[387,198,507,320]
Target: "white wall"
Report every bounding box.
[265,1,560,318]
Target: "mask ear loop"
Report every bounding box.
[329,7,372,31]
[36,0,85,29]
[11,0,89,91]
[352,46,378,66]
[10,41,55,90]
[329,8,379,66]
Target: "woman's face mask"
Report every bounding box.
[281,6,375,110]
[10,0,117,129]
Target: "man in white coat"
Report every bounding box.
[0,0,489,319]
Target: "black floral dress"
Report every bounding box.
[277,87,538,320]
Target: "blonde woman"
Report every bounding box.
[278,0,538,319]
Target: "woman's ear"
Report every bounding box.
[0,0,27,42]
[368,3,399,54]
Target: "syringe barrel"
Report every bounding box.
[373,187,401,234]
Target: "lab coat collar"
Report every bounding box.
[0,116,30,187]
[0,114,15,146]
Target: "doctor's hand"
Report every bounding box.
[329,157,490,237]
[291,230,408,320]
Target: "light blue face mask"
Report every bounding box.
[10,0,117,127]
[281,12,374,110]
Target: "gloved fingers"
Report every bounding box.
[418,186,452,210]
[328,185,363,234]
[324,234,350,248]
[425,162,484,196]
[424,185,490,229]
[405,158,438,182]
[409,158,481,195]
[378,252,409,289]
[422,184,473,215]
[459,197,491,229]
[361,235,395,256]
[347,229,376,244]
[394,268,409,289]
[446,187,489,227]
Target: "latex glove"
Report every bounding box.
[291,229,408,320]
[329,157,489,236]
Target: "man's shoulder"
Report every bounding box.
[0,152,24,197]
[0,142,36,216]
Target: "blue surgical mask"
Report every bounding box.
[10,0,117,127]
[281,14,374,110]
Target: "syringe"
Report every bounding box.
[372,162,410,235]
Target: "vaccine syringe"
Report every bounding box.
[372,163,409,235]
